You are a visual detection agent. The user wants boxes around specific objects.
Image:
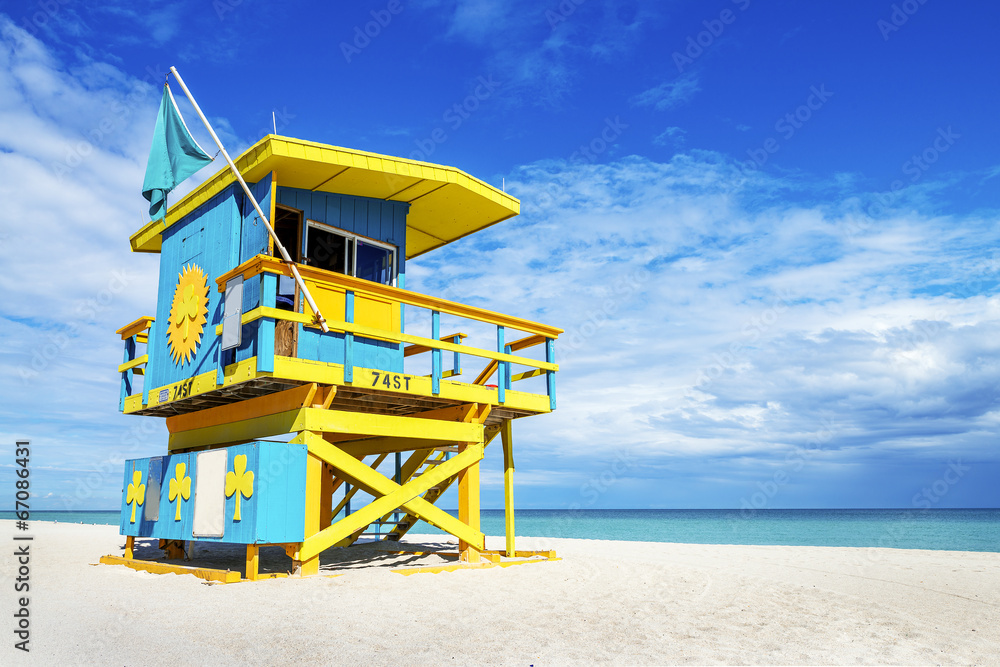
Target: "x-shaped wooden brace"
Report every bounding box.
[292,431,485,562]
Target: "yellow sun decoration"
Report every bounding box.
[167,264,209,365]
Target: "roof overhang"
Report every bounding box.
[129,135,520,259]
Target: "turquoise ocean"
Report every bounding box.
[4,508,998,552]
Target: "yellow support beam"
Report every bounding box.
[297,433,485,561]
[167,405,482,452]
[511,368,545,382]
[501,419,515,558]
[458,440,482,563]
[404,332,468,357]
[299,408,484,443]
[331,453,388,518]
[166,383,320,433]
[117,354,148,373]
[116,316,155,340]
[99,555,242,584]
[474,334,549,385]
[167,409,303,452]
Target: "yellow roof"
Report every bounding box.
[129,135,520,259]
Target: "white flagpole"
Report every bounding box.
[168,66,329,333]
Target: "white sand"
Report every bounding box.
[2,520,997,665]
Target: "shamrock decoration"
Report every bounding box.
[225,454,254,521]
[168,462,191,521]
[126,469,146,524]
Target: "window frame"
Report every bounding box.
[303,218,398,287]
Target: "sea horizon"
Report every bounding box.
[6,507,998,553]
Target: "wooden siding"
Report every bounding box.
[146,183,242,392]
[119,442,307,544]
[277,186,407,373]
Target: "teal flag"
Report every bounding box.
[142,84,215,221]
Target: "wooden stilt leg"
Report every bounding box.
[161,539,185,560]
[320,462,334,529]
[501,419,515,558]
[124,535,135,560]
[293,555,319,576]
[245,544,259,581]
[298,449,323,576]
[458,442,482,563]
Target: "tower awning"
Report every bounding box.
[129,135,520,259]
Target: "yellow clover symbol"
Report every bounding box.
[225,454,254,522]
[167,263,209,365]
[168,462,191,521]
[125,469,146,524]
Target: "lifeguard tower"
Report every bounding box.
[107,135,561,581]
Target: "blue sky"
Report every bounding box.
[1,0,998,511]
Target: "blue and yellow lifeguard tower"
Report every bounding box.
[108,134,561,580]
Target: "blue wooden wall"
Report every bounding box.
[146,176,276,391]
[276,187,409,373]
[119,442,307,545]
[275,187,409,259]
[145,178,410,394]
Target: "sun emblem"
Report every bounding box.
[167,263,209,365]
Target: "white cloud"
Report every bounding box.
[653,125,685,147]
[3,13,998,510]
[410,152,1000,486]
[631,73,701,111]
[0,17,231,509]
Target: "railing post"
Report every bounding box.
[504,343,512,393]
[141,319,156,407]
[452,335,462,376]
[257,273,276,373]
[497,325,505,404]
[394,451,402,522]
[344,290,355,383]
[546,337,556,410]
[120,336,135,412]
[431,310,441,395]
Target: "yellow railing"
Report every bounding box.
[216,255,561,407]
[116,316,154,411]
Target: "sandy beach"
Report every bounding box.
[2,520,997,665]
